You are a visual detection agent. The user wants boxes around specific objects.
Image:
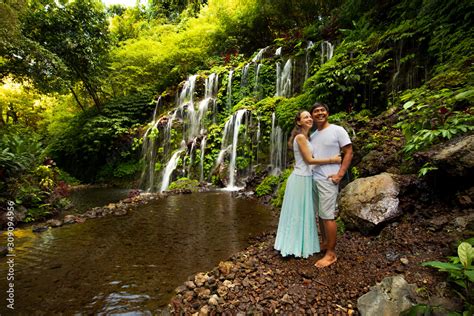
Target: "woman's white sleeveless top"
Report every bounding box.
[292,137,313,176]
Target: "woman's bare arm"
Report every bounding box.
[295,134,341,165]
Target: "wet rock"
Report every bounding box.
[281,293,293,304]
[218,261,234,276]
[47,219,63,228]
[400,258,409,265]
[357,275,416,316]
[199,304,209,316]
[195,287,211,299]
[217,285,229,297]
[32,225,49,233]
[430,135,474,178]
[339,173,401,234]
[63,215,77,225]
[185,280,196,289]
[175,285,187,294]
[209,294,219,306]
[183,291,195,302]
[195,273,209,287]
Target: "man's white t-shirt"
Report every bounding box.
[310,124,351,180]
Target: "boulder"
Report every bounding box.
[339,173,401,233]
[357,275,416,316]
[431,134,474,178]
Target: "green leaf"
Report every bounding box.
[403,101,415,110]
[458,242,473,268]
[422,261,462,271]
[454,89,474,100]
[464,270,474,282]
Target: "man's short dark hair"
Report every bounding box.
[310,102,329,113]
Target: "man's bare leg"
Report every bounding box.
[315,219,337,268]
[318,217,327,251]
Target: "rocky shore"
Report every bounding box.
[168,206,469,315]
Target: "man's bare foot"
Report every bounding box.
[315,254,337,268]
[320,243,327,252]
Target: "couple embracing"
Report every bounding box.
[274,102,353,268]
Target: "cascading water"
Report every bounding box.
[254,63,262,99]
[226,109,248,190]
[321,41,334,64]
[140,97,162,192]
[276,59,292,97]
[226,70,233,111]
[199,136,207,182]
[270,112,286,175]
[305,41,315,81]
[275,47,282,56]
[240,63,250,88]
[160,143,186,192]
[252,47,268,62]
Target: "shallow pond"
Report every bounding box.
[0,191,276,314]
[68,187,132,213]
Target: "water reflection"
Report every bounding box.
[0,192,275,314]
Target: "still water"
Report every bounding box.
[0,191,276,314]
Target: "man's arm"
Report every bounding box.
[328,144,353,184]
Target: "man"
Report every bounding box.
[310,102,353,268]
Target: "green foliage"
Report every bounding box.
[395,85,474,157]
[418,162,438,177]
[306,40,391,113]
[421,241,474,314]
[167,177,200,192]
[351,166,360,180]
[47,92,153,181]
[3,0,111,109]
[56,169,81,185]
[255,174,280,197]
[0,127,44,177]
[271,169,292,208]
[113,160,142,179]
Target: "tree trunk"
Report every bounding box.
[82,79,101,112]
[69,86,85,111]
[0,103,5,126]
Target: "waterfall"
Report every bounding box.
[254,63,262,99]
[187,137,198,177]
[276,59,292,97]
[140,97,163,192]
[211,118,233,178]
[200,136,207,182]
[321,41,334,64]
[178,75,198,141]
[305,41,315,81]
[255,116,261,165]
[160,145,185,192]
[275,47,282,56]
[240,63,250,88]
[227,109,248,190]
[226,70,233,110]
[205,73,218,98]
[252,47,268,62]
[270,112,286,175]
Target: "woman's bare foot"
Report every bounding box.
[315,253,337,268]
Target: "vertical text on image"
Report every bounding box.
[5,200,16,310]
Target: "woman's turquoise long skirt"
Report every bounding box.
[274,173,320,258]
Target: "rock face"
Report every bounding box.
[357,275,416,316]
[430,134,474,178]
[339,173,401,233]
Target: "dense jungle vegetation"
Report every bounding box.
[0,0,473,222]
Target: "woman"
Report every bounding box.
[274,111,341,258]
